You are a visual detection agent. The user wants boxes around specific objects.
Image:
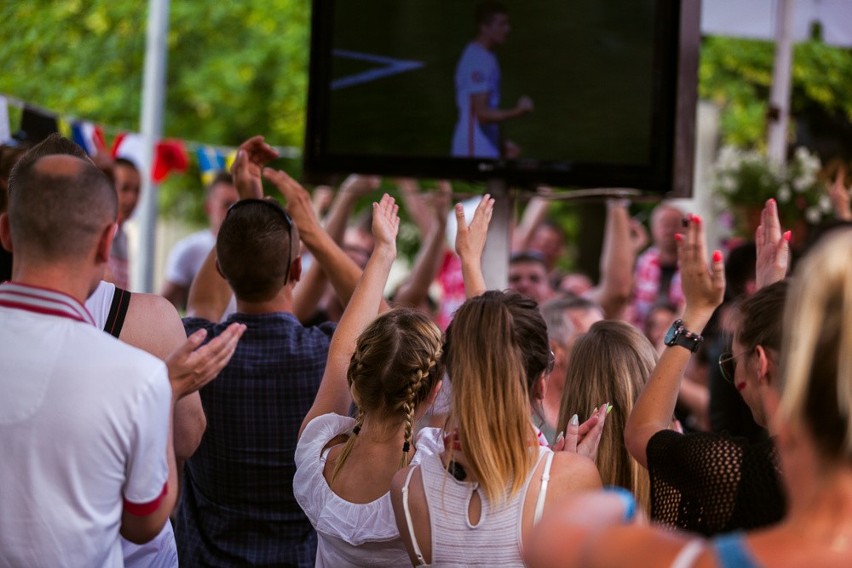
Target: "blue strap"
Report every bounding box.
[603,485,637,523]
[713,532,762,568]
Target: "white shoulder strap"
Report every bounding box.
[533,451,555,525]
[401,465,427,566]
[670,539,705,568]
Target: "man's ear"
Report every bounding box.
[0,213,12,253]
[95,222,117,264]
[289,255,302,285]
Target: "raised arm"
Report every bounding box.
[396,178,435,236]
[185,136,278,321]
[511,192,551,252]
[291,175,378,322]
[299,194,400,437]
[624,214,725,468]
[263,167,385,314]
[586,199,635,319]
[455,194,495,298]
[393,181,451,308]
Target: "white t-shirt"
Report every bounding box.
[452,41,501,158]
[164,230,216,288]
[0,283,171,568]
[294,413,444,568]
[163,230,236,317]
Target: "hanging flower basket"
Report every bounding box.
[712,146,832,238]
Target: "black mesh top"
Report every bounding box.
[647,429,786,536]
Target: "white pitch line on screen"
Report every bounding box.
[331,49,424,90]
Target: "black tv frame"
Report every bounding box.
[303,0,700,197]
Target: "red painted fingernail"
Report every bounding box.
[674,233,683,242]
[713,250,723,263]
[783,230,792,242]
[769,198,775,205]
[694,215,702,224]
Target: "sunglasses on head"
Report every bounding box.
[225,198,295,283]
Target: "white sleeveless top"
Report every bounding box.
[294,413,444,567]
[404,445,554,567]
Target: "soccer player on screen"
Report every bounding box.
[452,1,534,159]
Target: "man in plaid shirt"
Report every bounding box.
[176,137,365,567]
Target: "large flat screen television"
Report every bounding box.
[304,0,700,196]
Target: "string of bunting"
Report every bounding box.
[0,93,301,186]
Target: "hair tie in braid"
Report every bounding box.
[353,425,361,435]
[402,441,411,453]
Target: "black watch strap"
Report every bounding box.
[664,319,704,353]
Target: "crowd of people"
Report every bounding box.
[1,128,851,568]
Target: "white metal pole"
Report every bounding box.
[482,179,511,290]
[135,0,170,292]
[767,0,795,166]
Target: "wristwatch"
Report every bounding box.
[663,319,704,353]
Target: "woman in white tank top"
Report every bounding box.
[390,195,605,567]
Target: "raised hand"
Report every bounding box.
[372,193,400,252]
[755,198,791,289]
[553,404,608,462]
[340,174,381,199]
[517,95,534,113]
[262,167,320,238]
[677,214,725,324]
[456,194,495,298]
[455,193,495,262]
[231,135,279,199]
[167,323,246,399]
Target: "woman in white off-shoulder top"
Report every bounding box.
[294,194,444,567]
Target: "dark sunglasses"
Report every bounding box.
[225,198,295,283]
[546,350,556,375]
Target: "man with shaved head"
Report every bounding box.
[0,145,184,565]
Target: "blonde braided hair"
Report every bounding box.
[399,348,443,469]
[330,308,444,482]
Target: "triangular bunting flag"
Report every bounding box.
[197,145,226,185]
[153,139,189,182]
[71,121,106,157]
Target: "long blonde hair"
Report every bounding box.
[779,228,852,462]
[331,308,444,482]
[556,320,655,511]
[444,291,548,504]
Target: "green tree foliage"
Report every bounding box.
[700,36,852,149]
[0,0,309,224]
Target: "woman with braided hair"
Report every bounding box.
[389,195,605,567]
[293,193,445,567]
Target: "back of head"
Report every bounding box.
[557,320,656,510]
[735,280,788,354]
[331,308,444,481]
[541,295,602,345]
[724,241,757,301]
[475,1,507,26]
[216,199,299,303]
[7,136,116,262]
[780,228,852,463]
[444,290,548,504]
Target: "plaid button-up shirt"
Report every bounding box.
[176,312,335,567]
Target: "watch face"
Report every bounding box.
[664,322,679,345]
